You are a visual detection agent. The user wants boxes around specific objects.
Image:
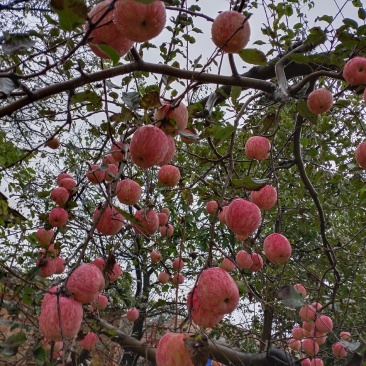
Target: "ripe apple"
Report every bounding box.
[301,358,311,366]
[57,173,73,185]
[158,212,168,226]
[79,332,99,350]
[161,207,170,217]
[53,257,66,274]
[172,258,185,271]
[155,333,194,366]
[302,321,315,332]
[85,0,133,59]
[250,185,277,210]
[150,250,162,264]
[310,358,324,366]
[129,125,168,168]
[126,308,140,322]
[340,331,351,341]
[206,200,218,215]
[221,257,235,272]
[50,187,69,207]
[172,273,184,285]
[93,205,124,235]
[292,327,304,340]
[311,302,323,312]
[104,163,118,182]
[226,199,261,236]
[263,233,292,264]
[59,177,77,192]
[332,342,347,358]
[114,0,166,42]
[293,283,307,298]
[86,164,105,184]
[288,338,301,351]
[49,207,68,227]
[310,330,326,345]
[307,88,333,114]
[249,253,263,272]
[46,137,60,149]
[134,208,159,235]
[36,227,54,246]
[108,263,122,282]
[92,294,108,311]
[66,263,105,304]
[41,286,60,310]
[299,304,317,322]
[92,257,106,272]
[37,257,56,278]
[211,10,250,53]
[160,223,174,238]
[158,271,170,284]
[245,136,271,160]
[314,315,333,334]
[302,338,319,356]
[355,141,366,169]
[111,141,126,162]
[116,179,142,205]
[158,165,181,187]
[218,205,228,224]
[235,250,253,269]
[158,134,176,166]
[154,101,188,136]
[343,56,366,85]
[39,296,83,341]
[103,153,117,166]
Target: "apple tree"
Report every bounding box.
[0,0,366,365]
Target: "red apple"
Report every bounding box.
[111,141,126,162]
[114,0,166,43]
[302,338,319,356]
[236,250,253,269]
[161,207,170,217]
[57,173,73,185]
[301,358,311,366]
[158,212,168,226]
[355,141,366,169]
[86,164,105,184]
[245,136,271,160]
[37,257,56,278]
[311,302,323,312]
[41,286,60,310]
[50,187,69,207]
[340,331,351,341]
[116,179,142,205]
[160,224,174,238]
[226,199,261,236]
[92,257,106,272]
[91,294,108,311]
[343,56,366,85]
[211,10,250,53]
[36,227,55,246]
[155,101,188,136]
[47,137,60,149]
[263,233,292,264]
[66,263,105,304]
[104,163,118,181]
[221,258,235,272]
[158,134,176,166]
[93,205,124,235]
[307,88,333,114]
[332,342,347,358]
[302,321,315,332]
[294,283,307,298]
[206,200,218,215]
[292,327,304,340]
[249,253,263,272]
[49,207,68,227]
[173,273,184,285]
[172,258,185,271]
[250,185,277,210]
[299,304,317,322]
[150,250,162,264]
[158,272,170,284]
[108,263,122,282]
[310,330,326,345]
[310,358,324,366]
[158,165,181,187]
[314,315,333,334]
[218,206,228,224]
[288,338,301,351]
[134,208,159,235]
[53,257,66,274]
[126,308,140,322]
[103,153,117,166]
[129,125,168,168]
[79,332,99,350]
[59,177,77,192]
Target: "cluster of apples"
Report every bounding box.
[287,285,351,365]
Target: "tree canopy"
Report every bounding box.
[1,0,366,365]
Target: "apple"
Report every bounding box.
[302,321,315,332]
[236,234,249,241]
[218,206,228,224]
[245,136,271,160]
[310,330,326,345]
[288,338,301,351]
[301,358,311,366]
[293,283,307,298]
[126,308,140,322]
[93,205,124,235]
[104,163,118,181]
[250,185,277,210]
[57,173,73,185]
[53,257,66,274]
[79,332,99,350]
[86,164,105,184]
[158,165,181,187]
[343,56,366,85]
[59,177,77,192]
[355,141,366,169]
[307,88,333,114]
[311,302,323,312]
[292,327,304,340]
[50,187,69,207]
[39,296,83,341]
[172,258,185,271]
[66,263,105,304]
[92,295,108,311]
[36,227,54,246]
[37,257,56,278]
[235,250,253,269]
[154,101,188,136]
[103,153,117,166]
[49,207,68,227]
[129,125,168,168]
[161,207,170,217]
[249,253,263,272]
[156,333,194,366]
[211,10,250,53]
[299,304,317,322]
[302,338,319,356]
[158,272,170,284]
[263,233,292,264]
[310,358,324,366]
[41,286,60,310]
[116,179,142,205]
[332,342,347,358]
[134,208,159,235]
[114,0,166,42]
[172,273,184,285]
[340,331,351,341]
[160,223,174,238]
[92,257,106,272]
[111,141,126,162]
[158,134,176,166]
[221,258,235,272]
[158,212,168,226]
[206,200,218,215]
[314,315,333,334]
[150,250,162,264]
[85,0,133,59]
[108,263,122,282]
[46,137,60,149]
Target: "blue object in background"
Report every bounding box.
[206,360,212,366]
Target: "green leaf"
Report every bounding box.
[343,18,358,29]
[112,205,145,229]
[50,0,88,31]
[230,86,242,104]
[305,27,327,46]
[71,90,102,109]
[358,8,366,20]
[297,101,319,125]
[231,177,270,190]
[121,92,141,111]
[277,285,305,309]
[33,346,47,365]
[0,332,27,357]
[97,44,121,65]
[140,91,161,110]
[317,15,333,24]
[238,48,267,65]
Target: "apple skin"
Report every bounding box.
[59,177,77,192]
[211,10,250,53]
[250,185,277,210]
[355,141,366,169]
[314,315,333,334]
[332,342,347,358]
[39,296,83,341]
[301,358,311,366]
[159,134,176,166]
[126,308,140,322]
[288,338,301,351]
[310,358,324,366]
[221,258,235,272]
[49,207,68,227]
[114,0,166,43]
[91,294,108,311]
[311,302,323,312]
[263,233,292,264]
[302,338,319,356]
[111,141,126,162]
[172,273,184,285]
[150,250,162,264]
[158,271,170,284]
[302,321,315,332]
[340,331,351,341]
[79,332,99,351]
[47,137,60,149]
[92,257,106,272]
[293,283,307,298]
[310,330,326,345]
[129,125,168,168]
[93,206,124,235]
[307,88,333,114]
[292,327,304,340]
[155,101,188,137]
[158,165,181,187]
[134,208,159,236]
[172,258,185,271]
[299,304,317,322]
[249,253,263,272]
[53,257,66,274]
[236,250,253,269]
[104,163,118,181]
[108,263,122,282]
[57,173,73,185]
[218,206,228,224]
[226,199,261,236]
[156,333,194,366]
[41,286,60,310]
[116,179,141,205]
[86,164,105,184]
[85,0,133,59]
[206,200,218,215]
[158,212,168,226]
[343,56,366,85]
[160,223,174,238]
[50,187,69,207]
[245,136,271,160]
[37,257,56,278]
[66,263,105,304]
[36,227,55,246]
